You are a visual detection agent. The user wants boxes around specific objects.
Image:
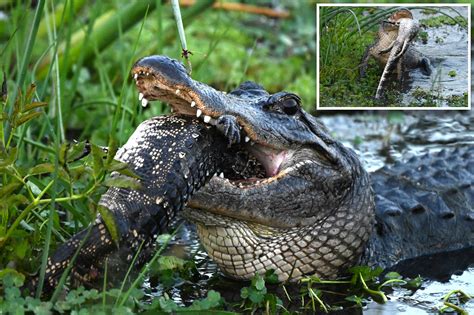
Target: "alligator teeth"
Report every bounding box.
[175,89,180,95]
[190,101,196,107]
[219,172,224,178]
[203,115,211,123]
[141,98,148,107]
[245,136,250,143]
[138,93,144,101]
[134,73,138,80]
[170,108,174,113]
[146,72,150,76]
[196,109,202,117]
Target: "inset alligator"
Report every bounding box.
[360,9,432,99]
[31,56,472,293]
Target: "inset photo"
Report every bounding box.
[317,4,470,109]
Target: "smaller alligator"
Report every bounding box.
[29,115,230,294]
[359,9,432,99]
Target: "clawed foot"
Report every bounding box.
[216,115,241,147]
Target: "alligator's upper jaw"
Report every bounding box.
[131,56,298,191]
[132,55,224,125]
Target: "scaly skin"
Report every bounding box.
[132,55,473,282]
[31,115,229,294]
[131,56,374,282]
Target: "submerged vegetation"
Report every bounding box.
[0,0,472,314]
[318,5,469,108]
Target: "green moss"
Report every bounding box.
[420,15,467,28]
[418,31,428,44]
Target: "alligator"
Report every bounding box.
[32,55,473,293]
[359,9,432,99]
[30,115,231,293]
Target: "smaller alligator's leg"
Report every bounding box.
[216,115,241,147]
[359,45,373,79]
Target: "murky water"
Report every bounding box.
[144,109,473,314]
[403,7,469,107]
[322,111,474,314]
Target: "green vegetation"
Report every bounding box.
[318,6,468,108]
[420,14,468,28]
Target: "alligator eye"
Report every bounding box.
[281,98,299,115]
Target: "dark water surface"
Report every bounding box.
[402,7,469,107]
[321,111,474,314]
[144,109,473,314]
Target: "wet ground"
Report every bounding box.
[144,109,473,314]
[403,7,469,107]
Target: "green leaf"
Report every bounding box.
[255,276,265,291]
[240,287,249,299]
[157,256,186,271]
[106,160,140,179]
[0,147,17,167]
[158,297,179,312]
[14,111,42,127]
[188,290,223,310]
[102,175,141,190]
[345,295,364,307]
[97,205,120,246]
[22,101,47,113]
[264,269,279,284]
[105,137,118,166]
[0,268,25,287]
[0,182,22,198]
[90,144,105,178]
[58,143,68,166]
[29,163,55,176]
[406,276,423,289]
[384,271,402,280]
[66,141,86,162]
[248,286,266,304]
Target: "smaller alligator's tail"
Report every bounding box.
[26,219,117,295]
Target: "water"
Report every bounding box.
[321,111,474,314]
[402,7,469,107]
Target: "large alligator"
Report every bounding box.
[359,9,432,99]
[33,55,473,293]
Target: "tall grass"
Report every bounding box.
[0,0,213,302]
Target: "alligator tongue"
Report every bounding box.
[248,145,287,177]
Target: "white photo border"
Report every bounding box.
[316,3,471,110]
